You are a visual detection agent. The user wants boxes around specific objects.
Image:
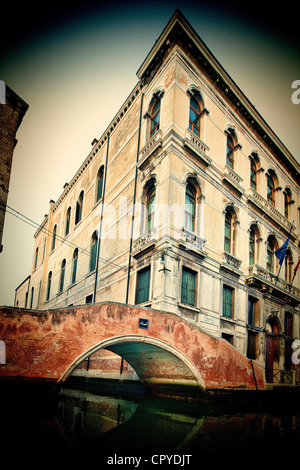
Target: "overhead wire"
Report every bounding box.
[0,201,128,273]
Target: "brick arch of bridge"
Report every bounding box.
[58,334,206,389]
[0,302,264,389]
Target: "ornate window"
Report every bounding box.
[267,174,275,206]
[184,182,196,232]
[250,157,257,190]
[75,191,84,224]
[150,98,160,137]
[285,250,293,283]
[96,166,104,203]
[267,236,276,272]
[284,188,292,219]
[90,232,98,272]
[224,206,238,256]
[226,130,235,168]
[59,259,66,293]
[30,287,34,309]
[189,95,201,136]
[34,247,38,270]
[249,227,255,266]
[249,224,260,266]
[71,248,78,284]
[224,211,232,253]
[52,225,57,251]
[146,183,156,232]
[65,207,71,236]
[46,271,52,301]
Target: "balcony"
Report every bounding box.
[246,264,300,306]
[222,165,244,196]
[178,228,207,258]
[184,130,212,167]
[138,131,162,169]
[131,228,157,258]
[247,188,294,236]
[220,252,242,276]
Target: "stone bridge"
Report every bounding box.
[0,302,264,390]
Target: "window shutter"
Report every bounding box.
[136,267,150,304]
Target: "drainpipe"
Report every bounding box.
[93,132,110,302]
[125,92,144,304]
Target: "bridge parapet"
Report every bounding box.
[0,302,264,390]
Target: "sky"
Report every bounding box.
[0,0,299,306]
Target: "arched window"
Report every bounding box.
[226,130,235,169]
[65,207,71,236]
[90,232,98,272]
[267,236,275,273]
[285,250,293,283]
[249,224,260,266]
[52,225,57,251]
[147,184,156,232]
[34,247,39,270]
[189,95,201,137]
[71,248,78,284]
[30,287,34,309]
[59,259,66,293]
[224,206,237,255]
[284,188,292,219]
[150,98,160,138]
[46,271,52,301]
[224,211,232,253]
[75,191,84,224]
[96,166,104,203]
[249,227,255,266]
[185,182,196,232]
[267,174,275,206]
[250,157,257,190]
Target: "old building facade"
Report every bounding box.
[0,84,28,252]
[15,10,300,385]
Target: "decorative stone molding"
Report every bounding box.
[184,129,211,167]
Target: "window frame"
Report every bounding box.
[71,248,78,284]
[189,95,201,137]
[136,266,151,305]
[222,285,234,319]
[46,271,52,301]
[181,267,197,307]
[150,98,161,138]
[96,166,104,203]
[184,183,196,232]
[267,174,275,206]
[75,190,84,225]
[90,232,98,272]
[65,207,71,236]
[59,259,66,293]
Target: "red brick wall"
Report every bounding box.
[0,302,264,389]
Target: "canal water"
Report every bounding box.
[2,379,300,466]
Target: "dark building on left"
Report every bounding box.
[0,83,28,252]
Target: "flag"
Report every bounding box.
[275,237,290,266]
[292,259,300,283]
[275,226,292,266]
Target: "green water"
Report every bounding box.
[2,380,300,466]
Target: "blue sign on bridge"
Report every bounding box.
[138,318,149,329]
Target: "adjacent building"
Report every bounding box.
[0,84,28,252]
[15,10,300,385]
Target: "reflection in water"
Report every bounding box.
[57,387,300,456]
